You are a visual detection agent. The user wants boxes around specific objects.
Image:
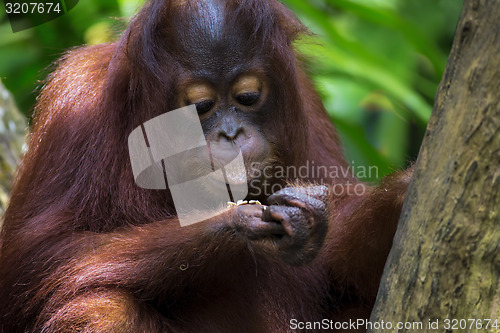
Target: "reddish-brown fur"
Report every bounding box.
[0,0,412,332]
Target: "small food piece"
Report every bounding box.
[227,200,262,208]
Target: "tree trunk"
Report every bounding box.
[0,79,27,223]
[369,0,500,331]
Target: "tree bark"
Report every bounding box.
[0,79,27,223]
[369,0,500,331]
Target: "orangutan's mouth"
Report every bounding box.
[206,168,248,185]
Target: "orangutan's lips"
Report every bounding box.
[206,168,248,186]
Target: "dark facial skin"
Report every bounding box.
[169,0,279,201]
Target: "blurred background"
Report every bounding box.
[0,0,462,182]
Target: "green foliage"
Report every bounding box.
[0,0,144,115]
[281,0,461,180]
[0,0,461,181]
